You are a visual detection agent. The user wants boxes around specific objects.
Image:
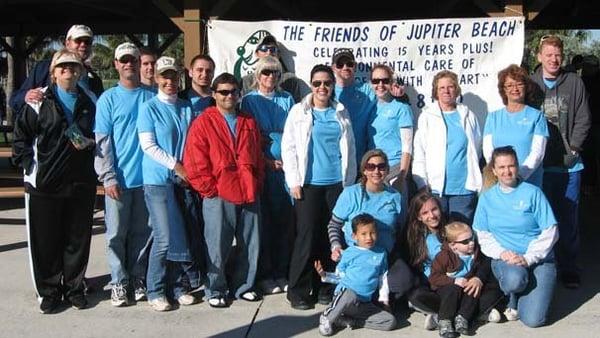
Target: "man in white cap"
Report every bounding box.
[94,42,155,307]
[9,24,103,114]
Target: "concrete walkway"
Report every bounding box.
[1,195,599,338]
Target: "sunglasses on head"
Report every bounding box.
[118,56,138,64]
[215,89,239,97]
[257,45,278,53]
[454,236,474,245]
[311,80,333,88]
[260,69,280,77]
[335,60,356,69]
[364,162,387,171]
[371,78,391,85]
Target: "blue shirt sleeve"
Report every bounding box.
[332,186,355,221]
[398,103,414,128]
[94,93,113,134]
[472,193,489,232]
[136,101,154,133]
[483,111,496,136]
[533,187,557,230]
[532,107,549,137]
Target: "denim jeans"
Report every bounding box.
[144,184,192,300]
[491,258,556,328]
[174,185,203,289]
[202,196,260,299]
[543,170,581,275]
[104,187,151,285]
[439,193,477,225]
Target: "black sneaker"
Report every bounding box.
[39,297,60,314]
[69,294,88,310]
[438,319,458,338]
[562,272,581,289]
[287,298,314,310]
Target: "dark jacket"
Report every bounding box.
[12,84,97,195]
[530,67,591,167]
[428,242,492,291]
[9,59,103,114]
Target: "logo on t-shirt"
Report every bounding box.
[516,117,531,126]
[512,200,529,211]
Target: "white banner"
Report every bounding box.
[207,17,524,118]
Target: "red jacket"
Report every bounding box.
[183,106,264,204]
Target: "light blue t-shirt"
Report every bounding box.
[484,106,549,187]
[452,254,474,278]
[335,245,387,302]
[56,86,77,125]
[223,113,237,138]
[137,96,195,185]
[186,91,213,115]
[423,232,442,278]
[442,111,470,195]
[473,182,556,255]
[335,81,376,163]
[369,100,414,166]
[241,90,294,160]
[332,184,402,252]
[543,78,557,89]
[95,84,155,188]
[305,107,342,185]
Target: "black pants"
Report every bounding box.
[26,185,96,300]
[287,183,342,303]
[435,283,504,321]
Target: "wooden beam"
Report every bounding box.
[527,0,552,21]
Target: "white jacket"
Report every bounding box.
[281,93,357,188]
[413,102,482,194]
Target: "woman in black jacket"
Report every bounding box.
[13,48,97,314]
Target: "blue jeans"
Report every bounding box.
[439,193,477,225]
[104,187,151,285]
[202,196,260,299]
[144,184,192,300]
[543,170,581,275]
[491,258,556,328]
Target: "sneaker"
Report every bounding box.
[504,308,519,321]
[319,314,334,336]
[335,315,356,329]
[487,308,502,323]
[208,297,228,308]
[275,278,288,292]
[240,291,262,302]
[69,294,88,310]
[149,297,172,312]
[286,298,314,310]
[454,314,470,336]
[111,284,130,307]
[177,294,197,306]
[133,280,147,302]
[438,319,458,338]
[39,297,60,314]
[258,279,282,295]
[424,313,438,330]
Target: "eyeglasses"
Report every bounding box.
[364,162,387,171]
[504,82,525,90]
[257,45,278,54]
[335,60,356,69]
[260,69,280,77]
[371,78,391,85]
[453,236,474,245]
[311,80,333,88]
[215,89,239,97]
[118,56,138,64]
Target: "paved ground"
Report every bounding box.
[1,195,599,338]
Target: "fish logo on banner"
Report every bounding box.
[233,30,273,80]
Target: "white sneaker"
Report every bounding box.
[319,314,333,336]
[177,294,197,306]
[111,284,130,307]
[149,297,172,312]
[488,308,502,323]
[275,278,289,292]
[424,313,438,330]
[258,279,282,294]
[504,308,519,321]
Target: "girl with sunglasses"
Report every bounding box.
[281,64,356,310]
[241,56,295,295]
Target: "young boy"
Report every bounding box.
[429,222,503,338]
[315,213,396,336]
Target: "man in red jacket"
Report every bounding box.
[183,72,264,307]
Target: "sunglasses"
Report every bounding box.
[364,162,387,171]
[118,56,138,64]
[215,89,239,96]
[454,236,474,245]
[311,80,333,88]
[260,69,280,77]
[335,60,356,69]
[257,45,278,54]
[73,37,92,45]
[371,78,391,85]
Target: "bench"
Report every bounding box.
[0,185,106,199]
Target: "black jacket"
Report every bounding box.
[13,84,97,194]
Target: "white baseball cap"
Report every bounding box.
[66,25,93,40]
[155,56,179,74]
[114,42,140,60]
